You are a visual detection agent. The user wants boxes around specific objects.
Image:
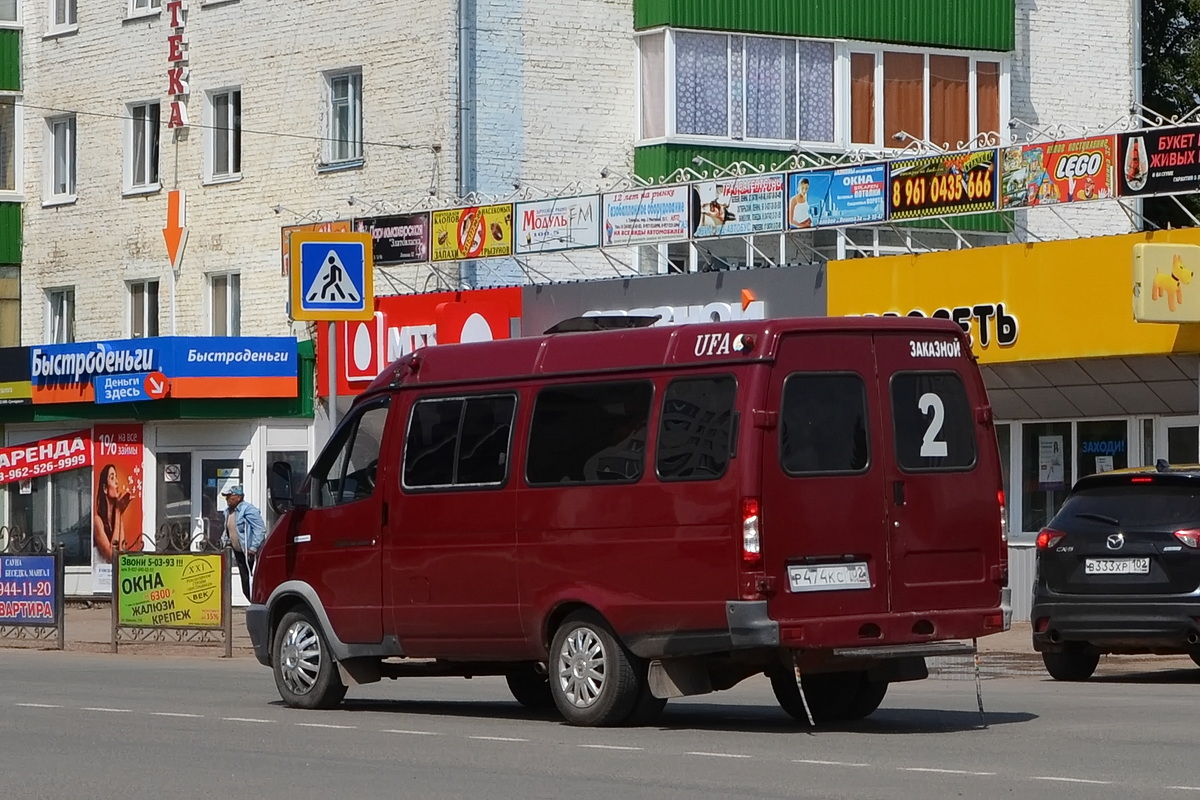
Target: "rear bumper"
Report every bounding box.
[775,605,1008,650]
[246,604,271,666]
[1031,595,1200,653]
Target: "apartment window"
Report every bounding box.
[325,71,362,165]
[50,0,76,29]
[0,96,16,192]
[130,0,161,13]
[208,273,240,336]
[128,280,159,338]
[46,115,75,201]
[1,0,18,23]
[46,288,75,344]
[850,53,875,145]
[209,89,242,179]
[126,102,160,192]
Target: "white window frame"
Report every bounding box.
[127,279,160,339]
[0,0,22,28]
[204,87,242,183]
[0,94,22,198]
[323,69,363,167]
[45,287,75,344]
[44,114,76,206]
[636,29,1010,155]
[47,0,76,34]
[124,100,161,195]
[127,0,161,19]
[207,272,241,336]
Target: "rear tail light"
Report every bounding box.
[1036,528,1066,550]
[1175,529,1200,548]
[998,489,1008,543]
[1131,476,1153,483]
[741,497,762,568]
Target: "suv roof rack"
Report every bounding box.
[543,315,661,334]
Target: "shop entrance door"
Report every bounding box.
[193,453,247,551]
[1157,417,1200,465]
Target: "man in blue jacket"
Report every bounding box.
[220,485,266,600]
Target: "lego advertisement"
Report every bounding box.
[1000,136,1116,208]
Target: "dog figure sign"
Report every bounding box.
[1133,243,1200,322]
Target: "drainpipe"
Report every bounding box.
[1133,0,1144,232]
[458,0,477,286]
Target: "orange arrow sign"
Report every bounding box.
[163,189,188,271]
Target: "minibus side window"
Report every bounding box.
[526,381,653,485]
[780,373,870,475]
[403,394,517,489]
[312,398,391,507]
[656,376,736,481]
[891,371,977,472]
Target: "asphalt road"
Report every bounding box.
[1,648,1198,800]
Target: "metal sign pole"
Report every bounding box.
[223,548,233,659]
[328,321,338,430]
[110,544,120,655]
[55,544,65,651]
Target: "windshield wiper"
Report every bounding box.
[1074,512,1120,526]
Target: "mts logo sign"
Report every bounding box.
[320,289,523,396]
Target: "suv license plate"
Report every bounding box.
[788,563,871,593]
[1084,557,1150,575]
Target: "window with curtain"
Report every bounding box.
[674,32,729,137]
[883,51,925,144]
[0,97,14,192]
[745,37,786,140]
[850,52,876,145]
[127,101,161,190]
[976,60,1001,138]
[639,32,666,139]
[930,55,969,149]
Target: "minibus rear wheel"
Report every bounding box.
[505,663,554,709]
[272,609,347,709]
[770,668,879,724]
[549,611,641,726]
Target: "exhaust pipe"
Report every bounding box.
[1187,631,1199,645]
[1048,629,1061,644]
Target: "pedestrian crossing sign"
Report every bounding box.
[289,231,374,321]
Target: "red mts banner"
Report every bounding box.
[0,430,92,485]
[92,424,145,561]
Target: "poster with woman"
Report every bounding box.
[90,424,145,595]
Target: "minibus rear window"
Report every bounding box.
[890,371,977,472]
[779,373,870,475]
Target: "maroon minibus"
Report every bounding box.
[249,315,1010,726]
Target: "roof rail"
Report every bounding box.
[543,315,661,334]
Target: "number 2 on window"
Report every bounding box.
[918,392,948,458]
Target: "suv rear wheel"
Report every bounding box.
[1042,646,1099,681]
[272,609,347,709]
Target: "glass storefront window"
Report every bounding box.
[1021,421,1072,533]
[7,478,49,558]
[52,468,92,566]
[1076,420,1129,478]
[155,452,193,551]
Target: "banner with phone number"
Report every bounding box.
[888,149,998,220]
[117,553,223,628]
[0,555,56,624]
[0,430,92,485]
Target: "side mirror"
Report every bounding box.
[268,462,295,515]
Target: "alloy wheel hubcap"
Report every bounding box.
[557,626,606,708]
[279,620,321,695]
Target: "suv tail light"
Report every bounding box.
[998,489,1008,543]
[741,497,762,567]
[1175,529,1200,548]
[1036,528,1066,550]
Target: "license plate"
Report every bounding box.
[787,562,871,593]
[1084,557,1150,575]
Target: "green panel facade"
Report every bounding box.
[634,0,1015,52]
[0,203,18,264]
[0,30,19,90]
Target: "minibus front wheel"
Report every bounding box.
[272,609,347,710]
[550,611,642,726]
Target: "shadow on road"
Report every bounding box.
[1090,667,1200,685]
[289,697,1036,734]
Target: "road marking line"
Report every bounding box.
[1031,777,1111,785]
[381,729,443,736]
[296,723,356,729]
[15,703,62,709]
[81,707,131,713]
[579,744,643,751]
[904,768,996,776]
[222,717,273,723]
[793,759,870,767]
[469,736,528,742]
[150,712,202,718]
[687,752,752,759]
[1168,788,1200,792]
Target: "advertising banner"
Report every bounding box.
[1000,136,1116,208]
[0,555,56,625]
[92,424,145,595]
[692,174,784,238]
[432,205,514,262]
[354,213,431,264]
[602,186,691,247]
[888,149,998,220]
[786,163,888,229]
[1117,125,1200,198]
[0,346,31,406]
[280,221,351,277]
[117,553,223,628]
[514,196,601,254]
[0,430,91,485]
